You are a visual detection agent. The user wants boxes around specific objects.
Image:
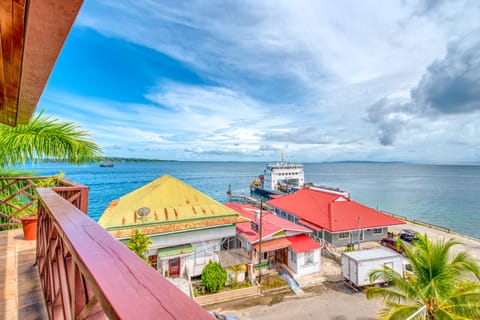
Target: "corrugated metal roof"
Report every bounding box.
[287,234,321,253]
[253,237,291,252]
[226,202,310,243]
[99,175,249,235]
[216,248,251,268]
[268,188,405,232]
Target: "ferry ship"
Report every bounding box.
[250,157,349,198]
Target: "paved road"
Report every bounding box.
[207,283,382,320]
[389,221,480,261]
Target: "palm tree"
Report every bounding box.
[366,234,480,319]
[127,229,153,263]
[0,111,102,166]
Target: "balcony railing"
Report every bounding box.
[0,176,88,229]
[35,187,213,319]
[1,175,213,319]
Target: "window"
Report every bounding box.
[262,252,268,260]
[304,251,314,264]
[338,232,350,240]
[290,250,297,263]
[373,228,383,235]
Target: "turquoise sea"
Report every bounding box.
[23,161,480,239]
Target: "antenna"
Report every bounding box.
[138,207,151,222]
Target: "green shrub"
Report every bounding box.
[201,261,227,293]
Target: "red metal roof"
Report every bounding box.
[226,202,310,243]
[297,219,322,232]
[267,188,405,232]
[287,234,321,253]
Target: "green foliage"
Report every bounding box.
[260,274,288,290]
[366,234,480,320]
[0,111,102,166]
[230,281,252,290]
[201,261,227,293]
[0,171,66,230]
[127,229,152,262]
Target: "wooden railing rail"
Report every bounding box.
[0,176,88,229]
[36,188,213,320]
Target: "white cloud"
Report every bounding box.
[42,0,480,162]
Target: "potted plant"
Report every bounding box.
[19,214,38,240]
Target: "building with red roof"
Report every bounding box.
[267,188,405,247]
[226,202,322,277]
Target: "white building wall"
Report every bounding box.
[132,226,236,277]
[147,226,235,249]
[288,248,321,276]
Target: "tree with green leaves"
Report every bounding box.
[366,234,480,319]
[202,261,227,293]
[0,111,102,166]
[127,229,152,262]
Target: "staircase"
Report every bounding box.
[279,267,304,295]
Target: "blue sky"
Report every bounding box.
[39,0,480,163]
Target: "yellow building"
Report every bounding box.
[99,174,248,278]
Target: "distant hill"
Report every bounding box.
[101,157,178,163]
[326,160,406,164]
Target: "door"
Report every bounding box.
[169,257,180,277]
[276,248,288,266]
[149,255,158,269]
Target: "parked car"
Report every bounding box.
[398,229,420,243]
[210,311,240,320]
[380,237,405,255]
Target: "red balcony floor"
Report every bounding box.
[0,229,47,320]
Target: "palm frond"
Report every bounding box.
[0,111,102,166]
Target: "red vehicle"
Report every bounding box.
[380,237,405,255]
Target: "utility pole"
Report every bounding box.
[357,216,361,251]
[257,198,263,284]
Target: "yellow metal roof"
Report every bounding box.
[99,175,248,237]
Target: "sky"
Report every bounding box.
[39,0,480,163]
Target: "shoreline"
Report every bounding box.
[383,210,480,243]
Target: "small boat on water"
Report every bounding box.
[99,162,114,167]
[250,156,349,198]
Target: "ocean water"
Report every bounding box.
[21,161,480,239]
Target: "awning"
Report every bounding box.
[253,237,291,252]
[157,244,194,258]
[288,234,322,253]
[298,219,323,232]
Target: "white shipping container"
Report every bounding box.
[342,248,403,287]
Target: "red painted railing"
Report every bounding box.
[36,188,213,319]
[0,176,88,229]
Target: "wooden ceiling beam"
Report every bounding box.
[0,0,83,127]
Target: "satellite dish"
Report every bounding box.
[138,207,151,217]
